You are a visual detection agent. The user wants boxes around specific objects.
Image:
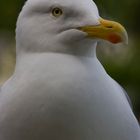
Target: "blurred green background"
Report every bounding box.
[0,0,140,122]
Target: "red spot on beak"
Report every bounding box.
[108,34,122,44]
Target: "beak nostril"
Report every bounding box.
[106,25,113,29]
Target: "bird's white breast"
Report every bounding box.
[0,53,140,140]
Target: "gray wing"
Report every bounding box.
[121,87,133,109]
[117,82,133,109]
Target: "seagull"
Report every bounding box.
[0,0,140,139]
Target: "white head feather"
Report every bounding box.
[16,0,100,56]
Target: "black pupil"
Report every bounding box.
[55,9,60,14]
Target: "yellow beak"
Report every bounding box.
[78,18,128,44]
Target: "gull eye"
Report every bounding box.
[52,8,63,17]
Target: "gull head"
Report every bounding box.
[16,0,128,55]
